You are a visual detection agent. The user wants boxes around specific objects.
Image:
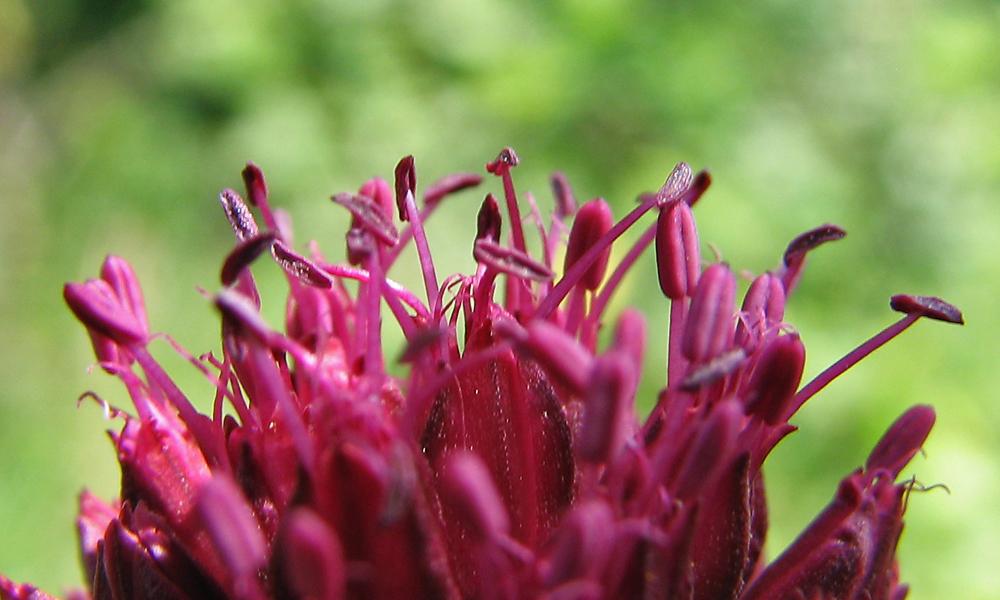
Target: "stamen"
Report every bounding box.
[890,294,964,324]
[680,348,747,392]
[790,294,962,418]
[473,239,555,282]
[424,172,483,206]
[476,194,503,245]
[564,198,614,292]
[778,224,846,293]
[331,192,400,247]
[220,232,277,286]
[219,189,259,241]
[271,242,335,289]
[242,162,278,231]
[655,199,701,300]
[486,147,527,253]
[550,171,577,220]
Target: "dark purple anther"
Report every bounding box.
[476,194,503,244]
[220,232,277,286]
[679,169,712,207]
[241,162,268,208]
[550,171,577,219]
[779,224,846,293]
[655,199,701,300]
[394,155,417,221]
[219,189,259,241]
[564,198,614,291]
[744,334,806,425]
[424,172,483,206]
[681,263,736,363]
[865,405,935,477]
[783,224,847,265]
[270,242,335,288]
[890,294,964,325]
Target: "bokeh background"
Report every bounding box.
[1,0,997,597]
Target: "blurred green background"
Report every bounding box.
[0,0,996,597]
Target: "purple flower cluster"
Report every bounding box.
[1,149,961,600]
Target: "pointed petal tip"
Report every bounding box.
[890,295,964,325]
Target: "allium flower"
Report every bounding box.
[1,149,962,600]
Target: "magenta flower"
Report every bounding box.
[1,149,962,600]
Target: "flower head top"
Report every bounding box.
[2,149,961,600]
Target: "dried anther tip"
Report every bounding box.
[486,147,520,174]
[219,189,259,240]
[271,242,335,288]
[331,192,400,247]
[473,239,554,282]
[654,162,694,206]
[890,295,964,324]
[680,348,746,392]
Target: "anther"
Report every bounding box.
[564,198,614,291]
[655,199,701,300]
[394,155,417,221]
[424,172,483,206]
[890,295,964,325]
[220,232,277,286]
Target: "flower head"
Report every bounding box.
[1,150,961,600]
